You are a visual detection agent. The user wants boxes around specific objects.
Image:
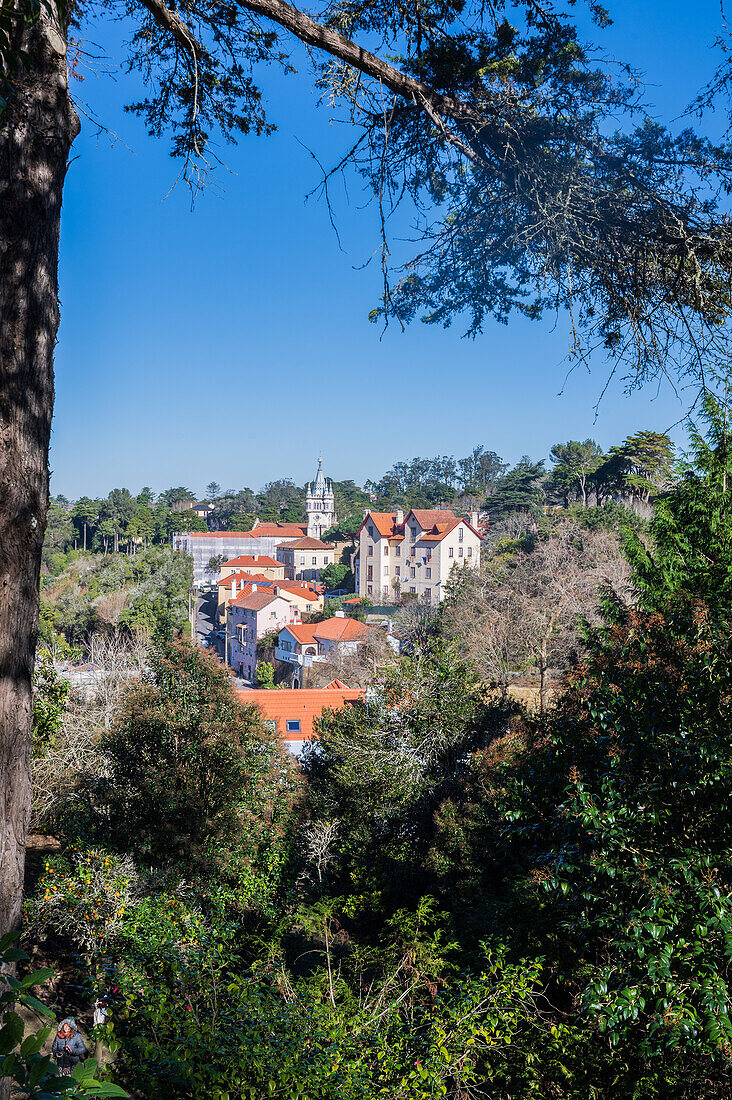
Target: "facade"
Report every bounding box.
[277,537,335,582]
[228,586,300,680]
[216,571,270,624]
[353,508,482,603]
[173,528,307,586]
[306,458,336,538]
[237,684,363,755]
[220,555,284,581]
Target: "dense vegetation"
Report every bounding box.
[19,400,732,1097]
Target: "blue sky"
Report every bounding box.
[52,0,726,498]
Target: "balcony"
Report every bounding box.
[275,646,320,668]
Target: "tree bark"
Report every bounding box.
[0,3,79,942]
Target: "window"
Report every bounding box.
[281,640,291,652]
[368,544,373,556]
[367,565,373,581]
[410,586,416,594]
[384,545,389,556]
[411,526,417,539]
[425,588,431,601]
[467,546,473,558]
[459,547,463,557]
[312,556,317,565]
[306,604,312,612]
[459,527,464,542]
[395,566,401,577]
[270,610,277,618]
[286,720,301,733]
[411,547,416,557]
[367,584,373,594]
[426,550,432,561]
[395,545,401,557]
[300,556,305,565]
[410,567,416,579]
[383,565,389,576]
[449,547,454,558]
[426,567,431,579]
[368,525,374,538]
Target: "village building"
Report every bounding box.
[353,508,482,603]
[238,682,363,755]
[219,555,284,581]
[216,572,270,623]
[173,527,308,586]
[275,611,371,688]
[228,585,300,681]
[276,536,335,582]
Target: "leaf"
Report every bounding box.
[0,1011,25,1053]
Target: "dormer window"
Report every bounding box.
[459,527,464,542]
[411,526,417,539]
[368,525,375,538]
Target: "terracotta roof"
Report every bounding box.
[408,509,458,528]
[230,590,281,612]
[238,686,364,741]
[217,571,270,588]
[251,522,308,537]
[359,512,405,540]
[277,537,335,550]
[221,555,283,570]
[314,617,370,643]
[279,623,319,645]
[274,585,319,602]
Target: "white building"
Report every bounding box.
[306,458,336,538]
[353,508,482,603]
[277,536,335,582]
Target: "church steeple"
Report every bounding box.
[306,457,336,538]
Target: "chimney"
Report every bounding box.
[470,510,479,528]
[252,583,258,592]
[253,553,258,561]
[396,509,404,525]
[231,577,238,597]
[274,585,280,597]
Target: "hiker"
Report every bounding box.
[52,1017,88,1076]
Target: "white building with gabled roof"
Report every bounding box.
[353,508,482,604]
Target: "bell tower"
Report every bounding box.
[306,457,336,538]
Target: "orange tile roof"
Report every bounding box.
[251,522,308,537]
[238,687,364,741]
[277,537,335,550]
[221,555,283,570]
[314,617,370,643]
[182,531,261,538]
[408,509,458,527]
[279,623,319,645]
[277,581,321,602]
[359,512,405,540]
[230,590,282,611]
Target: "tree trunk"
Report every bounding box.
[0,2,79,944]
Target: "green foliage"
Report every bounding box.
[487,458,546,520]
[42,546,192,644]
[625,393,732,610]
[32,649,70,754]
[69,639,287,872]
[255,660,275,688]
[0,932,127,1097]
[321,561,353,591]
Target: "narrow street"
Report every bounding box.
[194,589,252,689]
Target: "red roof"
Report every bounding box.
[314,617,370,643]
[279,623,319,646]
[360,512,405,540]
[221,555,283,570]
[238,687,364,741]
[277,537,335,550]
[277,581,320,602]
[251,522,308,538]
[230,590,283,612]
